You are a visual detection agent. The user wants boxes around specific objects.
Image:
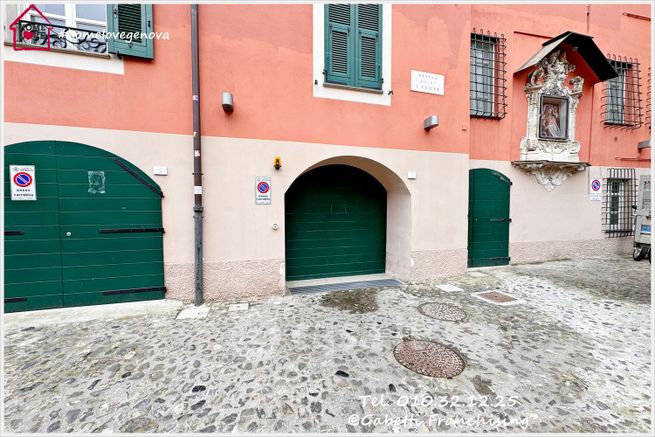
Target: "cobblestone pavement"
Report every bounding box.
[3,256,652,433]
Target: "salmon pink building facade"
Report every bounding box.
[2,2,651,312]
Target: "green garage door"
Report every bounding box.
[285,165,387,281]
[4,141,165,313]
[468,168,511,267]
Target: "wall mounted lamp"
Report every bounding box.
[222,92,234,112]
[424,115,439,131]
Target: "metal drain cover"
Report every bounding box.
[418,302,466,322]
[393,340,465,378]
[474,290,518,304]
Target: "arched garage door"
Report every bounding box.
[4,141,165,313]
[285,165,387,281]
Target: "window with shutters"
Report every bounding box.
[106,4,154,59]
[470,30,507,119]
[602,56,643,129]
[324,4,382,91]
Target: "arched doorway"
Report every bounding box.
[468,168,512,267]
[285,165,387,281]
[4,141,165,312]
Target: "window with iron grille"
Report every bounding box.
[470,30,507,119]
[602,168,637,237]
[602,56,643,129]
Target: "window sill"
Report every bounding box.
[5,41,110,59]
[603,121,640,128]
[470,114,505,120]
[323,82,384,95]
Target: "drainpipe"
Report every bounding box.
[191,4,203,306]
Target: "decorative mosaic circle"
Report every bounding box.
[393,340,465,379]
[418,302,467,322]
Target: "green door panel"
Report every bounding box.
[285,165,386,281]
[4,141,165,313]
[4,142,63,313]
[54,141,164,306]
[468,169,511,268]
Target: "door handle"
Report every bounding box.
[66,231,72,237]
[489,218,512,222]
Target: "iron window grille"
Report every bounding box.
[470,29,507,119]
[646,66,651,129]
[602,56,643,129]
[602,168,637,237]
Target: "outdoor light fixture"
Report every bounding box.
[424,115,439,131]
[274,156,282,170]
[221,92,234,112]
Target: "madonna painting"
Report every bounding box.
[539,96,568,140]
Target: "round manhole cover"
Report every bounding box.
[418,302,467,322]
[393,340,465,378]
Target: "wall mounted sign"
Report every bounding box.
[589,178,602,201]
[410,70,444,95]
[10,165,36,201]
[256,176,271,205]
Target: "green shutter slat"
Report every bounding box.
[360,35,377,78]
[357,4,380,31]
[355,4,382,89]
[107,4,153,60]
[331,30,349,75]
[327,4,350,26]
[325,4,354,86]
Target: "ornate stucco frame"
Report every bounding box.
[513,50,589,191]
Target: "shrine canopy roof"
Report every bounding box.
[516,31,618,83]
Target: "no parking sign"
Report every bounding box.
[255,176,271,205]
[589,178,602,201]
[10,165,36,201]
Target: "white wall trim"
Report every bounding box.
[312,3,392,106]
[2,43,124,75]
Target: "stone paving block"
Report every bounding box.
[176,305,210,319]
[227,303,249,312]
[2,257,651,434]
[435,283,464,292]
[468,271,488,277]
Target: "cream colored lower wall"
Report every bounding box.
[5,124,645,303]
[469,160,649,263]
[4,123,470,302]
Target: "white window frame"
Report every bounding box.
[312,3,392,106]
[24,3,107,31]
[3,3,123,74]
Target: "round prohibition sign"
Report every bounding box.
[257,181,270,194]
[13,172,33,187]
[591,180,601,192]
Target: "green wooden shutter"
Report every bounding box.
[355,4,382,89]
[107,4,153,60]
[325,4,354,86]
